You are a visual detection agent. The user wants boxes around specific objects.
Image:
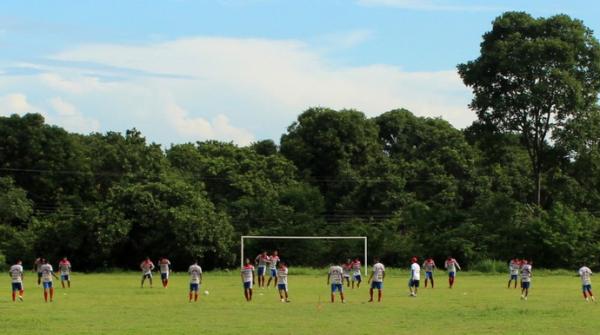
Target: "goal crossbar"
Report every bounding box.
[240,235,368,276]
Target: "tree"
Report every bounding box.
[458,12,600,206]
[280,107,383,212]
[375,109,478,208]
[0,113,94,206]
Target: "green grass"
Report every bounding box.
[1,270,598,334]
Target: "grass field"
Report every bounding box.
[1,270,598,334]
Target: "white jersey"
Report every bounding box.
[352,261,362,276]
[59,261,71,275]
[140,261,154,275]
[159,260,171,274]
[521,264,532,282]
[256,255,268,268]
[422,260,435,272]
[277,267,288,285]
[241,265,254,283]
[189,264,202,284]
[9,264,24,283]
[329,265,344,284]
[40,264,54,282]
[372,263,385,283]
[579,266,592,285]
[269,256,280,270]
[411,263,420,281]
[343,263,352,277]
[445,259,460,272]
[509,262,519,275]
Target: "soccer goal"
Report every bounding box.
[240,235,368,276]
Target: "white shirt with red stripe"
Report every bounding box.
[277,266,288,285]
[352,261,362,276]
[269,255,280,270]
[329,265,344,284]
[141,261,155,275]
[242,264,255,283]
[10,264,23,283]
[59,260,71,275]
[189,264,202,284]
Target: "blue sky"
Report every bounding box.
[1,0,599,146]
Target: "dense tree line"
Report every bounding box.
[1,12,600,270]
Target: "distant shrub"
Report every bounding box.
[469,259,506,273]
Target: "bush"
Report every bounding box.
[468,259,507,273]
[0,252,6,271]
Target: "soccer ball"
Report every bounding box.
[204,290,209,295]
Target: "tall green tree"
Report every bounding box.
[458,12,600,206]
[280,108,383,213]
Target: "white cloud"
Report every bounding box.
[40,73,107,94]
[357,0,500,11]
[0,93,42,116]
[0,93,100,134]
[48,97,100,134]
[166,101,255,145]
[316,29,374,50]
[2,35,475,146]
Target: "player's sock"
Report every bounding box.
[44,291,48,302]
[50,288,54,301]
[12,292,16,301]
[431,279,434,288]
[189,292,193,301]
[340,293,345,303]
[378,290,382,302]
[194,293,198,301]
[369,288,373,302]
[583,292,588,299]
[331,293,335,303]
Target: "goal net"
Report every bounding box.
[240,235,368,276]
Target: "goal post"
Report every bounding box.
[240,235,368,276]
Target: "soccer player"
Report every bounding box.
[444,256,461,288]
[266,250,280,288]
[254,251,269,288]
[241,258,255,302]
[58,257,72,289]
[188,261,202,302]
[351,257,362,289]
[140,257,155,288]
[409,257,420,297]
[422,257,436,288]
[276,261,290,302]
[343,258,352,287]
[40,259,58,302]
[368,257,385,302]
[508,259,519,289]
[328,262,345,303]
[33,257,43,286]
[9,260,24,302]
[578,264,595,302]
[520,259,532,300]
[158,257,172,288]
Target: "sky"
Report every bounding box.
[1,0,599,147]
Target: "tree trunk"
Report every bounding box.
[535,169,541,207]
